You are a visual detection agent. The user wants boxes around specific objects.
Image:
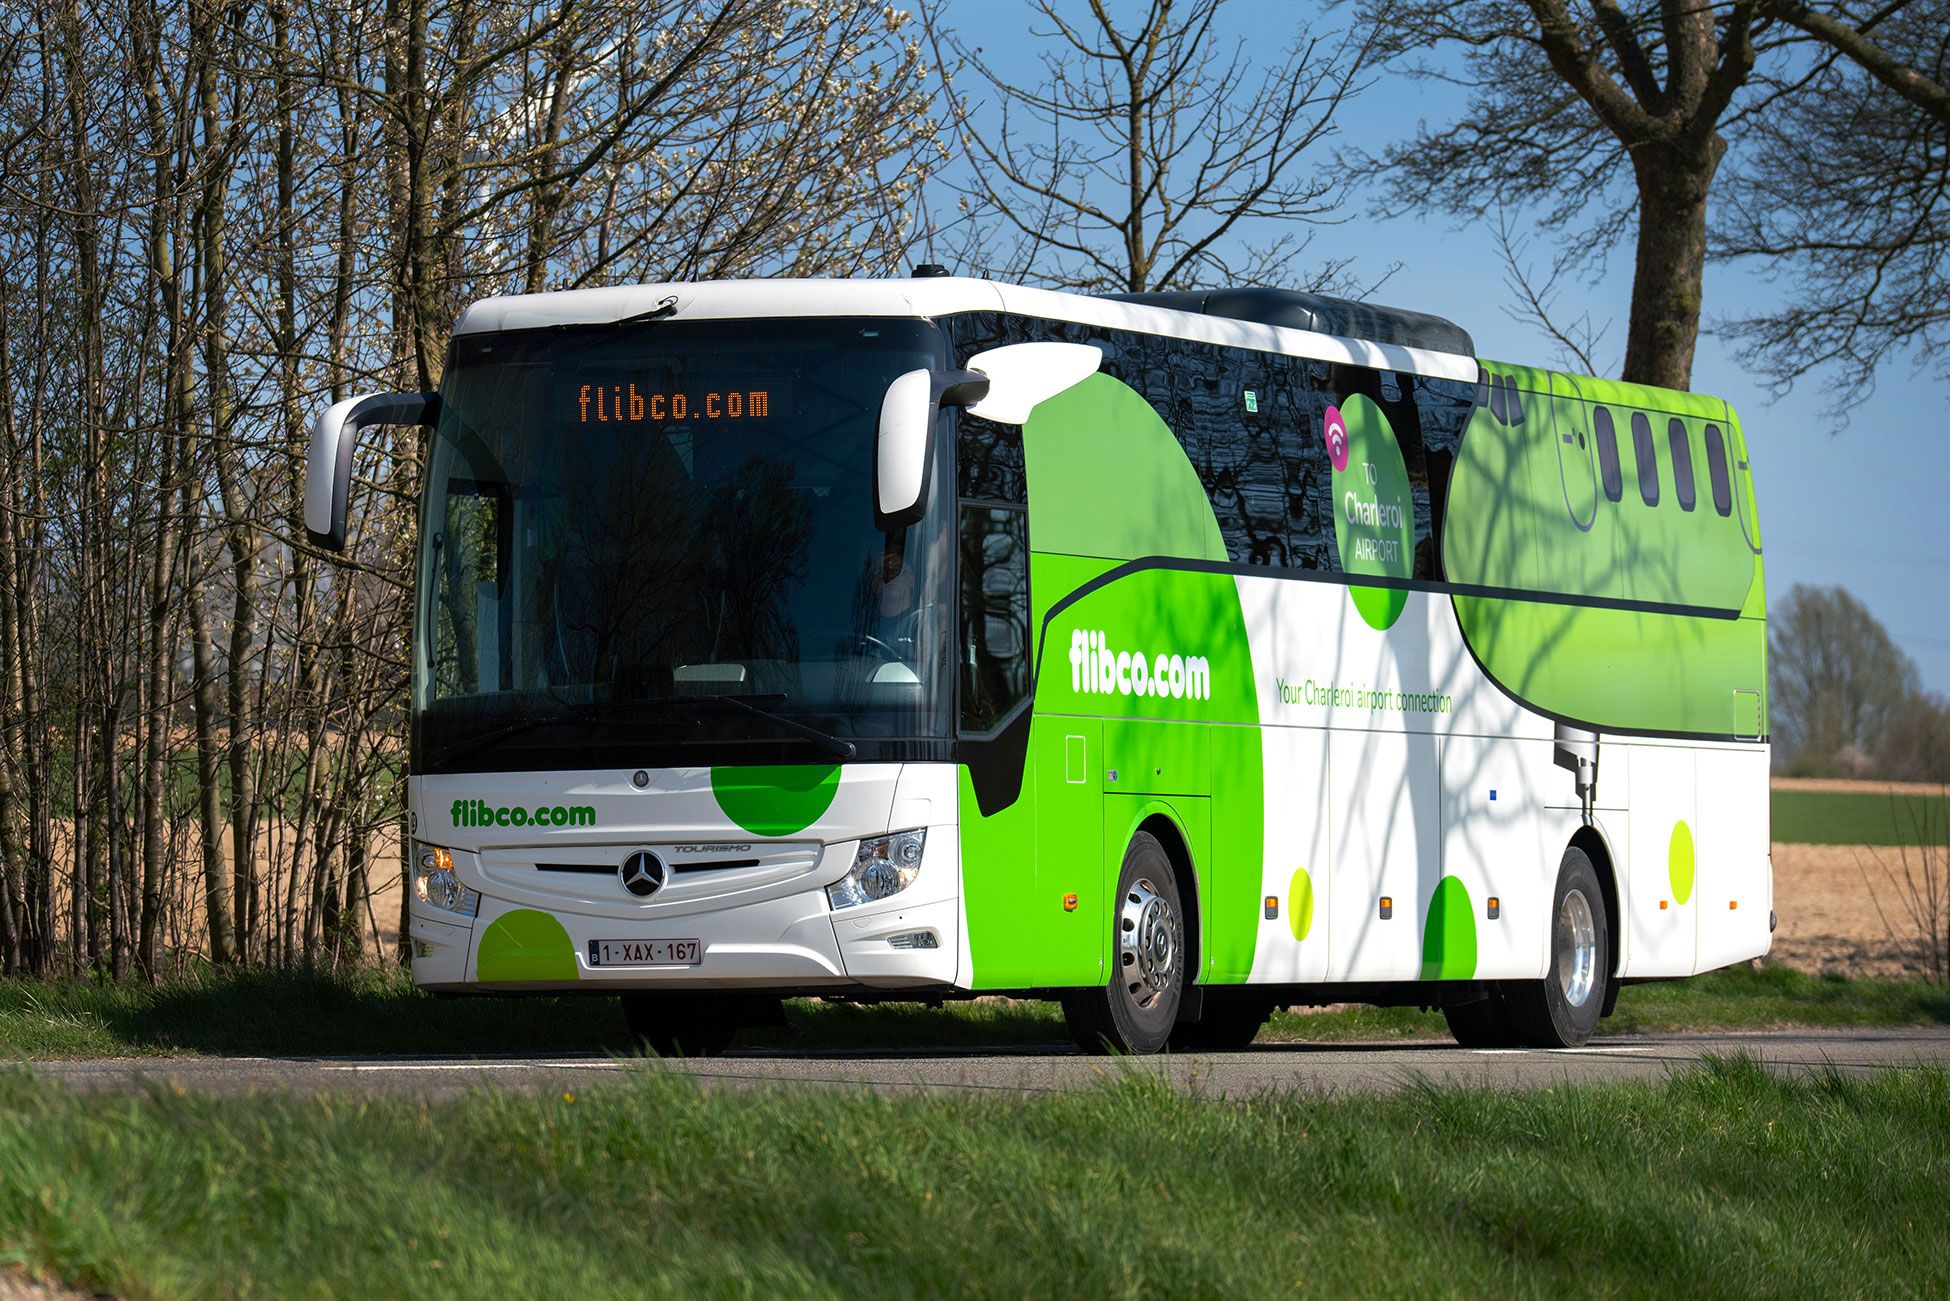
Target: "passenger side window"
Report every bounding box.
[1630,412,1659,507]
[1667,418,1697,512]
[1594,406,1623,502]
[1704,424,1733,516]
[958,506,1030,733]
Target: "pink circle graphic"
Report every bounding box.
[1323,405,1351,471]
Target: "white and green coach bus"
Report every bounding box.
[304,275,1771,1055]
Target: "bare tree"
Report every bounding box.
[1769,584,1920,776]
[1358,0,1773,391]
[1360,0,1947,394]
[1718,2,1947,405]
[0,0,942,978]
[930,0,1375,292]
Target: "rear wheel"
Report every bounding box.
[622,993,774,1058]
[1502,847,1610,1048]
[1443,989,1522,1048]
[1063,832,1185,1055]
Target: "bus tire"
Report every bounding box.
[1442,989,1522,1048]
[1168,991,1275,1052]
[1504,847,1610,1048]
[1062,832,1185,1055]
[620,993,750,1058]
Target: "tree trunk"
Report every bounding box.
[1621,137,1724,391]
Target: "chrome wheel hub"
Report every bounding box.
[1556,887,1599,1008]
[1119,876,1179,1008]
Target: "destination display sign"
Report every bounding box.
[556,375,794,426]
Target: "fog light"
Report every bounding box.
[827,830,926,910]
[412,843,480,918]
[887,930,938,950]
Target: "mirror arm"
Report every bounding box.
[932,369,990,410]
[306,391,439,551]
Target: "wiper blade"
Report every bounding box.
[614,295,679,325]
[687,693,857,760]
[426,700,694,768]
[428,712,578,769]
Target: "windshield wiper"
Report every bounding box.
[613,294,679,326]
[427,692,857,769]
[426,701,694,769]
[428,712,579,770]
[679,693,857,760]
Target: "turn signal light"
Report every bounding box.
[1062,893,1079,912]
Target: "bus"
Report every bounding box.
[303,275,1771,1055]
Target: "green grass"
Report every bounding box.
[1771,785,1950,845]
[0,1057,1944,1296]
[0,963,1942,1061]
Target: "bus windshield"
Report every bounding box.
[414,316,951,774]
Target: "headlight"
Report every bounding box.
[826,829,925,910]
[412,844,480,918]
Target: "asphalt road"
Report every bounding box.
[16,1028,1950,1100]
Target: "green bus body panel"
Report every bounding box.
[1018,373,1227,564]
[954,347,1767,991]
[1449,361,1768,737]
[959,372,1264,989]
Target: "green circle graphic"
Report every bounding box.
[1329,395,1415,631]
[1288,867,1315,941]
[1419,875,1478,979]
[711,764,842,837]
[476,909,578,983]
[1669,821,1696,906]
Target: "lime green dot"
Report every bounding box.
[1419,875,1477,979]
[476,909,577,982]
[1288,868,1315,941]
[711,764,841,837]
[1669,821,1696,906]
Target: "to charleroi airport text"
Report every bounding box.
[1276,677,1453,715]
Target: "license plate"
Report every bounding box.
[588,938,701,967]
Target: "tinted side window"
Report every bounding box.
[1112,331,1338,571]
[957,506,1029,733]
[1594,406,1623,502]
[1667,418,1696,512]
[1631,411,1659,506]
[1704,423,1733,516]
[957,417,1026,503]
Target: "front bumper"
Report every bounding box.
[406,762,964,994]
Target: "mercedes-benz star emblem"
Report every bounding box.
[619,851,667,899]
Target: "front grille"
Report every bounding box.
[535,858,759,875]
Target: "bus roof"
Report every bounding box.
[451,276,1483,385]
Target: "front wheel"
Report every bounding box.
[1169,992,1275,1052]
[1501,847,1611,1048]
[622,993,773,1058]
[1062,832,1186,1054]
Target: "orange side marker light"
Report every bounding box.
[1659,900,1669,910]
[1062,893,1079,912]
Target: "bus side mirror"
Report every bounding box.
[305,390,439,550]
[875,368,989,529]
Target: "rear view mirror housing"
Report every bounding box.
[874,368,989,529]
[304,391,440,550]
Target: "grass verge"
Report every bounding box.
[0,1057,1945,1296]
[0,962,1942,1060]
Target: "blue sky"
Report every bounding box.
[928,0,1950,692]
